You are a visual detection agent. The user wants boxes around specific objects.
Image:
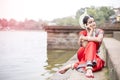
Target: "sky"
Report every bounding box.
[0,0,120,21]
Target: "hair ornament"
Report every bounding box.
[79,9,89,29]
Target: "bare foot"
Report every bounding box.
[85,69,94,78]
[58,64,72,74]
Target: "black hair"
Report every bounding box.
[83,16,89,25]
[83,15,94,25]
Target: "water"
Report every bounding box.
[45,50,76,79]
[0,31,76,80]
[0,31,47,80]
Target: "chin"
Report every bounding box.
[93,26,96,28]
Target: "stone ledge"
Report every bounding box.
[103,38,120,80]
[113,31,120,41]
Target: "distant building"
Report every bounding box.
[110,8,120,23]
[116,14,120,22]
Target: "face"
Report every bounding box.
[86,17,96,29]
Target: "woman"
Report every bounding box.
[59,15,105,78]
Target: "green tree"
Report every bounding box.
[99,6,115,21]
[53,16,78,26]
[52,6,115,26]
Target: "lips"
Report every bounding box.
[92,24,96,27]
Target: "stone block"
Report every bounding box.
[104,38,120,80]
[113,31,120,41]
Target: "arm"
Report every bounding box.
[78,35,88,47]
[78,30,88,47]
[78,35,83,46]
[81,30,104,42]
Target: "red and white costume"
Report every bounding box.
[74,29,105,72]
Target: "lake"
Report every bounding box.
[0,31,76,80]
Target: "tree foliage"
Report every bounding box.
[53,6,115,26]
[53,16,78,26]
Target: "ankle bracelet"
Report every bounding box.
[86,66,93,70]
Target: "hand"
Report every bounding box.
[80,35,87,40]
[79,35,84,40]
[86,24,93,31]
[82,40,88,47]
[79,35,89,42]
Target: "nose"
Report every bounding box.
[92,22,96,26]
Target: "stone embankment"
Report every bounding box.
[104,37,120,80]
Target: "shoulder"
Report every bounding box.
[96,28,104,34]
[79,30,87,36]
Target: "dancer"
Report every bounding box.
[59,15,105,78]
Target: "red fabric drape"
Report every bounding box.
[74,30,104,72]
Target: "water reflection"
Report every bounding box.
[44,50,76,79]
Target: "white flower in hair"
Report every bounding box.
[79,9,89,29]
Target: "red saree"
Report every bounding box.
[74,29,105,72]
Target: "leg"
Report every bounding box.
[77,47,85,61]
[84,41,97,66]
[74,62,94,78]
[59,63,74,74]
[93,55,105,72]
[73,42,96,78]
[84,42,97,78]
[59,47,85,74]
[85,55,105,78]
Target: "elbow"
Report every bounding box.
[97,38,103,42]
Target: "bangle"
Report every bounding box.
[86,66,93,70]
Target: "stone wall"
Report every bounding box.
[45,25,120,49]
[47,32,79,49]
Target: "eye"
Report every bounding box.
[88,21,92,24]
[88,20,95,24]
